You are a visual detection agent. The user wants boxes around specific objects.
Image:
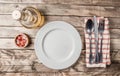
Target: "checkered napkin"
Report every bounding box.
[84,17,111,67]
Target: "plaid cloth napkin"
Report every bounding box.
[84,17,111,67]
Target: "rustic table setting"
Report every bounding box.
[0,0,120,76]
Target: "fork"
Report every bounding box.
[98,19,105,63]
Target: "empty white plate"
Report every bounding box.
[34,21,82,69]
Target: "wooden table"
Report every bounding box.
[0,0,120,76]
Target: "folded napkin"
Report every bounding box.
[84,17,111,67]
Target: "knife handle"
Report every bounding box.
[95,39,99,63]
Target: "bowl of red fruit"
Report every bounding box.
[15,33,30,48]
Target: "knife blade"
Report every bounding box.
[94,16,98,40]
[93,16,99,63]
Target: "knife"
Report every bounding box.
[93,16,99,63]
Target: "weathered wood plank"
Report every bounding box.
[34,0,120,7]
[0,51,99,66]
[0,63,120,73]
[42,0,120,7]
[0,0,19,3]
[21,0,92,4]
[0,72,120,76]
[0,49,119,66]
[0,15,84,27]
[0,4,120,17]
[0,0,120,7]
[0,62,118,73]
[0,73,62,76]
[0,72,107,76]
[110,39,120,50]
[0,15,21,26]
[0,15,120,29]
[83,64,120,72]
[111,50,120,63]
[0,65,61,72]
[0,72,64,76]
[0,27,84,38]
[0,50,38,65]
[0,0,96,4]
[0,49,83,66]
[62,71,120,76]
[83,64,120,75]
[0,27,39,38]
[0,72,103,76]
[0,49,119,73]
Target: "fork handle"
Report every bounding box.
[99,35,103,63]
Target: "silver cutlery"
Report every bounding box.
[93,16,99,64]
[86,19,94,64]
[98,19,105,63]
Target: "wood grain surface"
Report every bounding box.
[0,0,120,76]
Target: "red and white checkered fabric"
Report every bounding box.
[84,17,111,67]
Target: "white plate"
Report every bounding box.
[34,21,82,69]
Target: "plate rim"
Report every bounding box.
[34,21,82,69]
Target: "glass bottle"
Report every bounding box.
[12,7,44,29]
